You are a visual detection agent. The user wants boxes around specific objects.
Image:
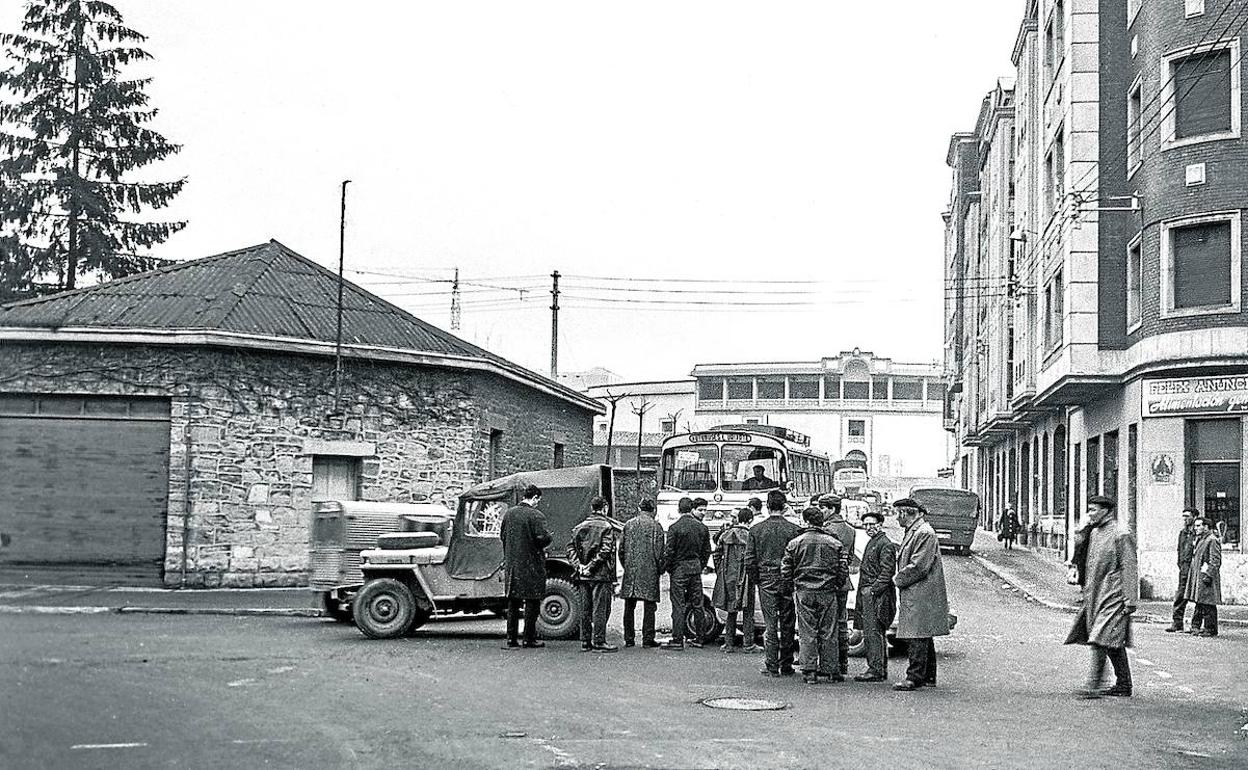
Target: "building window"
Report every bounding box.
[1044,269,1065,351]
[1072,442,1082,526]
[789,377,819,400]
[1126,234,1143,330]
[1163,41,1240,147]
[893,379,923,400]
[1127,78,1143,171]
[311,456,361,502]
[744,417,760,425]
[698,378,723,400]
[872,378,889,400]
[1041,431,1050,516]
[660,419,676,434]
[843,380,870,400]
[553,442,565,469]
[1052,426,1066,520]
[489,429,504,478]
[1127,424,1139,533]
[727,378,753,400]
[1161,212,1241,316]
[757,378,784,400]
[1052,126,1065,213]
[1087,435,1101,497]
[848,419,866,438]
[1103,430,1119,504]
[824,375,841,400]
[1186,418,1242,546]
[927,381,947,402]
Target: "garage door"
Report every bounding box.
[0,394,172,586]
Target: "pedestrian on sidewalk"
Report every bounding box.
[998,506,1020,550]
[1186,517,1222,638]
[819,493,857,676]
[712,507,756,652]
[1166,509,1197,633]
[567,496,618,653]
[747,490,802,677]
[661,497,711,650]
[854,510,897,683]
[891,498,950,692]
[500,485,552,650]
[619,499,665,649]
[782,506,848,684]
[1067,495,1137,699]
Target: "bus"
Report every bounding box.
[831,458,869,497]
[656,425,831,534]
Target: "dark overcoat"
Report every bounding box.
[711,524,751,611]
[856,529,897,629]
[1066,522,1137,648]
[500,503,553,600]
[618,514,665,602]
[1185,532,1223,605]
[892,517,950,639]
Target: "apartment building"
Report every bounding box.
[945,0,1248,602]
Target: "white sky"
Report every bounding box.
[96,1,1023,381]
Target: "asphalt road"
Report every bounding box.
[2,557,1246,770]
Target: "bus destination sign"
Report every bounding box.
[688,432,753,444]
[1143,376,1248,417]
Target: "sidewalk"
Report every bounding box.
[968,528,1248,627]
[0,584,323,617]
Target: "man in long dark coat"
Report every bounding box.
[819,494,857,676]
[1166,508,1197,632]
[891,498,950,691]
[568,496,618,652]
[712,507,755,651]
[662,497,711,650]
[619,499,665,648]
[500,485,551,649]
[747,490,802,676]
[854,510,897,682]
[1068,495,1137,698]
[1186,516,1222,637]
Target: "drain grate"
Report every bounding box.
[700,696,788,711]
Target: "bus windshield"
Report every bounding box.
[721,445,783,492]
[661,446,718,491]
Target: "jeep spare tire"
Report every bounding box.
[353,578,418,639]
[537,578,581,640]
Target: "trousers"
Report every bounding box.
[859,591,891,678]
[623,598,656,644]
[904,637,937,685]
[724,582,757,646]
[668,561,704,645]
[834,590,850,675]
[576,581,612,646]
[1191,603,1219,635]
[795,589,838,676]
[1088,644,1132,689]
[758,582,796,673]
[506,597,539,645]
[1172,569,1190,628]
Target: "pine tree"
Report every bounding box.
[0,0,185,301]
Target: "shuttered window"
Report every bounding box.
[1174,50,1232,139]
[1173,220,1232,309]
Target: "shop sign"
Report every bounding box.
[1142,376,1248,417]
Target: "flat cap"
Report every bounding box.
[892,498,926,513]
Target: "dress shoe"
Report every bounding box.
[1164,625,1183,633]
[660,640,685,650]
[1184,629,1202,635]
[1100,685,1132,697]
[1195,630,1218,637]
[923,680,937,688]
[623,640,635,648]
[893,679,920,691]
[592,644,619,653]
[642,640,661,648]
[521,641,545,649]
[1074,687,1102,699]
[502,641,520,650]
[581,643,593,651]
[720,643,736,653]
[779,667,796,676]
[854,673,887,682]
[803,674,820,685]
[759,668,780,678]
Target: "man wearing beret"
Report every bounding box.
[891,498,950,691]
[854,509,897,682]
[819,494,857,677]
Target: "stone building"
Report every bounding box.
[945,0,1248,602]
[0,241,600,587]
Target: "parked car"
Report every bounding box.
[349,465,615,640]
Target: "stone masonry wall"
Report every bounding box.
[0,342,595,587]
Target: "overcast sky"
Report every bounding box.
[77,1,1023,382]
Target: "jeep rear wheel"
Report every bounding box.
[353,578,418,639]
[537,578,581,640]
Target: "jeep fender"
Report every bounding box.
[361,566,436,614]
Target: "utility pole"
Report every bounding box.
[603,390,627,464]
[631,398,653,489]
[450,267,462,330]
[549,270,561,380]
[333,179,351,415]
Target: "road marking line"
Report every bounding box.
[1137,659,1155,666]
[230,739,291,745]
[227,678,257,687]
[71,743,148,750]
[266,666,296,674]
[1154,671,1173,679]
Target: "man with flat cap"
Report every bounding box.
[747,490,802,676]
[891,497,950,691]
[819,493,857,676]
[854,509,897,682]
[781,506,849,684]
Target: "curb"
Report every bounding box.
[0,605,324,617]
[968,555,1248,627]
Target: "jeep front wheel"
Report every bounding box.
[353,578,418,639]
[536,578,581,640]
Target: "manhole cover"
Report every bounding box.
[700,697,788,711]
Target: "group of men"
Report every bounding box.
[1167,508,1224,638]
[499,483,954,693]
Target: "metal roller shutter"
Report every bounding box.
[0,394,171,586]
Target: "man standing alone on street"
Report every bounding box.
[1067,496,1137,698]
[662,497,711,650]
[747,490,802,677]
[500,485,551,650]
[619,499,665,648]
[712,507,756,652]
[891,498,950,691]
[781,506,848,684]
[1186,516,1222,638]
[1167,509,1197,632]
[854,510,897,682]
[819,494,856,676]
[568,496,618,652]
